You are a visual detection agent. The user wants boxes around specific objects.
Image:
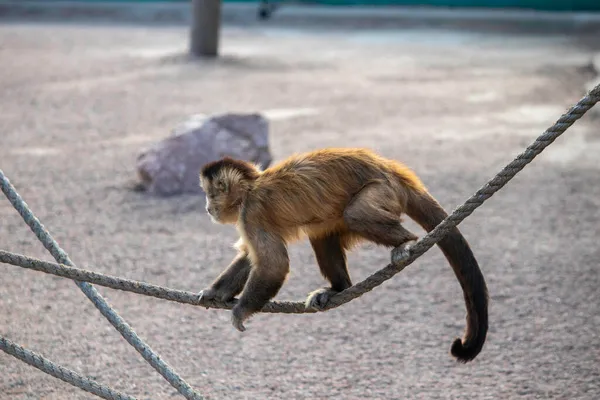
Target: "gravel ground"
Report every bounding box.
[0,16,599,400]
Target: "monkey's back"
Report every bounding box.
[246,148,424,238]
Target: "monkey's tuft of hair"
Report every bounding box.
[450,337,483,363]
[201,157,259,181]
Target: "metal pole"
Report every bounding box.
[190,0,221,57]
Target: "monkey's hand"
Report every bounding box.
[197,287,235,308]
[197,287,218,300]
[305,288,338,311]
[197,289,216,309]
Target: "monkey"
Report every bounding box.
[198,147,488,363]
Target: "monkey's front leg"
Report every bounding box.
[198,251,251,304]
[231,228,289,332]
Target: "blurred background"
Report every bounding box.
[0,1,599,399]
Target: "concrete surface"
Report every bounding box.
[0,13,599,400]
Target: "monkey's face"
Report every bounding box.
[200,175,240,224]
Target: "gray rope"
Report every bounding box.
[0,172,204,400]
[1,83,598,315]
[0,336,136,400]
[0,249,310,314]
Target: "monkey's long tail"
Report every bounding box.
[405,189,489,363]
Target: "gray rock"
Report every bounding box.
[135,113,272,196]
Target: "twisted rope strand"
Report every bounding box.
[0,336,136,400]
[0,171,205,400]
[0,249,310,313]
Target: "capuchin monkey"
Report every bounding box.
[198,147,488,363]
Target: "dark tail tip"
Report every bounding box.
[450,337,483,363]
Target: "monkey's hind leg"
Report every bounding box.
[305,233,352,310]
[231,229,290,332]
[343,182,418,248]
[198,251,252,304]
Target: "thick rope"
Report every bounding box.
[0,336,136,400]
[0,249,309,313]
[0,172,204,400]
[1,82,598,315]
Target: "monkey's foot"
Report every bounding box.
[231,305,250,332]
[305,288,338,311]
[391,239,417,263]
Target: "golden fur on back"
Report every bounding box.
[203,148,426,242]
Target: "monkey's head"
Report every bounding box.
[199,157,260,224]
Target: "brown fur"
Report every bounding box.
[198,147,488,362]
